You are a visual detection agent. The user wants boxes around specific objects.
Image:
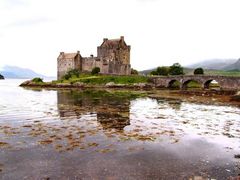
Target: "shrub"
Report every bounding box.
[63,69,80,80]
[194,67,204,75]
[91,67,100,75]
[150,71,158,75]
[131,68,138,75]
[156,66,169,76]
[32,77,43,83]
[169,63,184,75]
[63,74,71,80]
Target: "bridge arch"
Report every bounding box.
[167,79,181,89]
[182,79,202,90]
[204,79,221,89]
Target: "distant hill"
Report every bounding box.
[139,68,156,75]
[0,65,49,79]
[224,59,240,70]
[139,59,240,75]
[187,59,240,70]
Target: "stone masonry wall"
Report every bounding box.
[57,58,75,80]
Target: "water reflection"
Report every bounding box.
[1,81,240,179]
[57,90,130,131]
[157,98,182,110]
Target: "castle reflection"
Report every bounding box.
[57,90,130,130]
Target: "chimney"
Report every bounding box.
[90,54,94,58]
[120,36,124,41]
[103,38,108,42]
[77,51,80,54]
[60,52,64,55]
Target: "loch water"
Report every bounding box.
[0,79,240,179]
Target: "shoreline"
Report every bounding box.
[19,81,240,107]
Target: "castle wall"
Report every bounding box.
[82,57,95,72]
[97,47,115,60]
[117,47,130,65]
[57,58,75,80]
[97,46,130,65]
[82,57,110,74]
[57,54,81,80]
[108,62,131,75]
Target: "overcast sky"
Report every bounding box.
[1,0,240,76]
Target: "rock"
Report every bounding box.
[56,83,71,87]
[105,82,126,88]
[230,94,240,102]
[133,83,153,89]
[105,82,115,87]
[234,154,240,159]
[19,80,33,86]
[73,82,85,87]
[133,83,146,88]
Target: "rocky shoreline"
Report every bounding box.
[20,80,240,106]
[19,80,154,89]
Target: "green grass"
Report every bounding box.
[186,81,201,88]
[56,74,149,85]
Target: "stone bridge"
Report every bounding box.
[150,75,240,90]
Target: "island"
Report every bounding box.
[19,36,240,105]
[0,74,4,80]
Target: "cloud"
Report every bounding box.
[136,0,158,2]
[5,17,51,28]
[3,0,27,8]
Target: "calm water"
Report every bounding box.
[0,79,240,179]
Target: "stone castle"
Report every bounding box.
[57,36,131,80]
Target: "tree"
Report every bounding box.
[194,67,204,75]
[0,74,4,79]
[156,66,169,76]
[169,63,184,75]
[131,68,138,75]
[91,67,100,75]
[150,71,158,75]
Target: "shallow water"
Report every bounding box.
[0,79,240,179]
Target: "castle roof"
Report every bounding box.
[100,36,127,49]
[58,51,81,59]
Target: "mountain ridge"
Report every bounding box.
[0,65,53,79]
[139,59,240,75]
[187,59,240,70]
